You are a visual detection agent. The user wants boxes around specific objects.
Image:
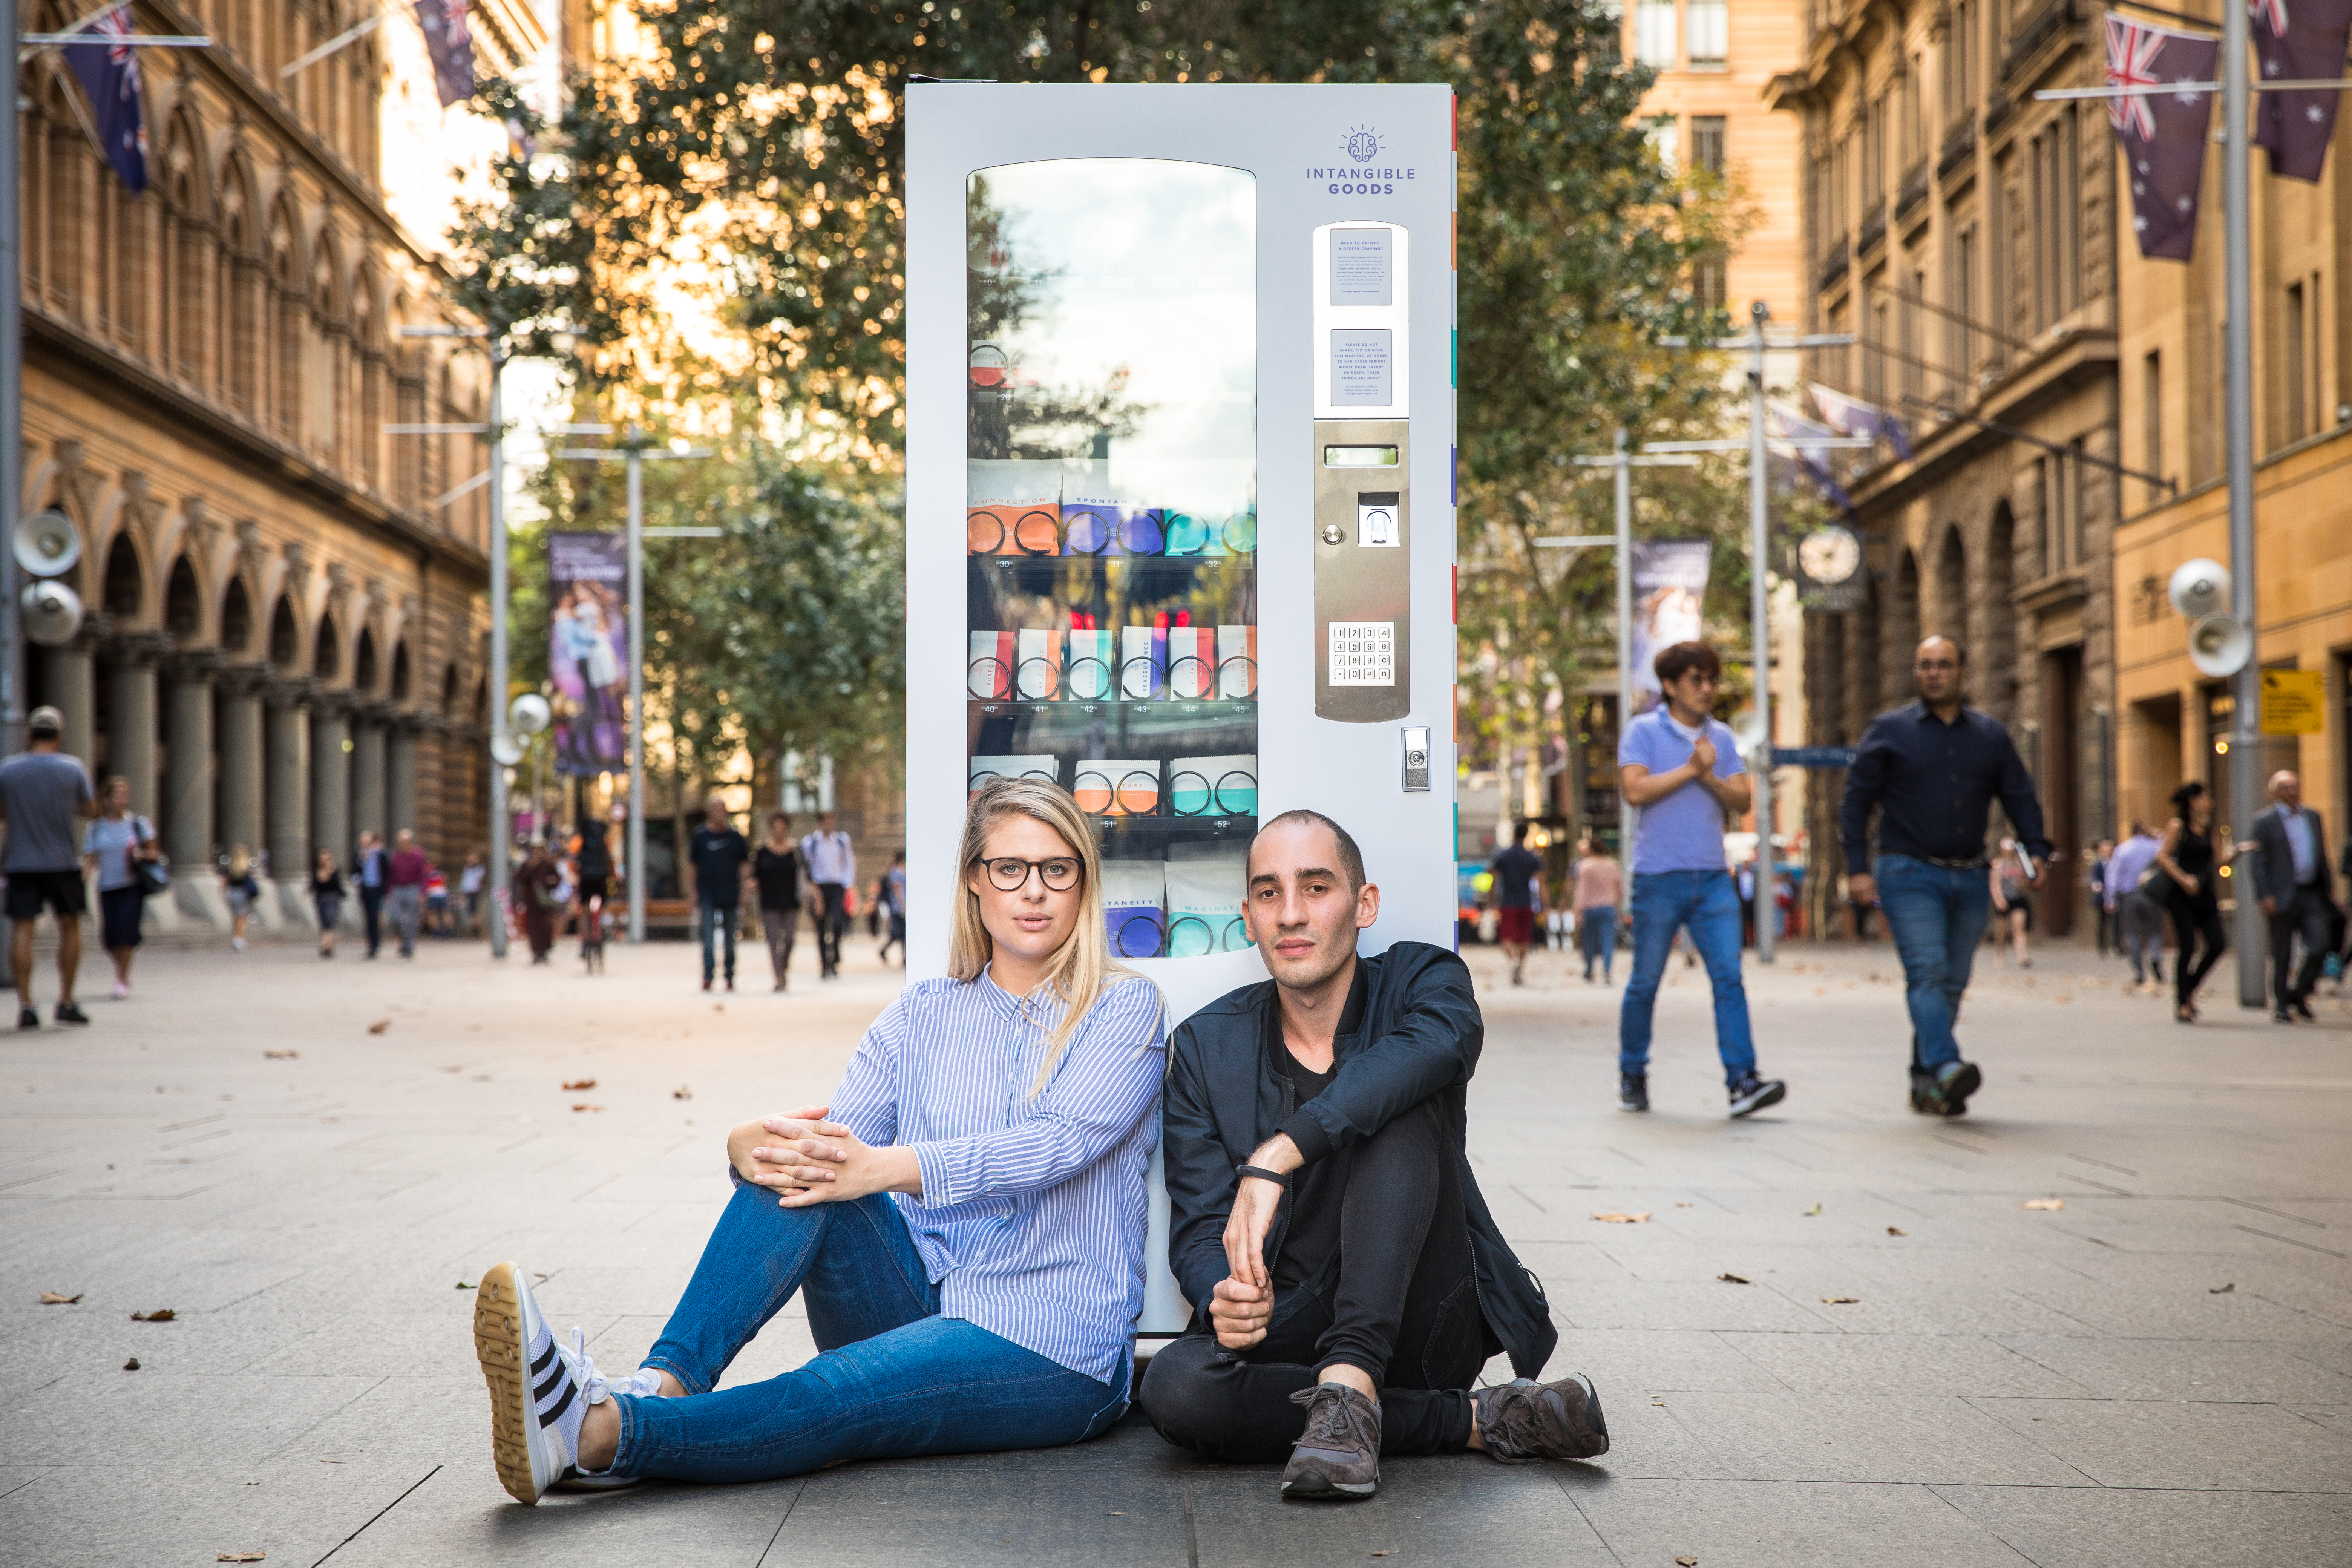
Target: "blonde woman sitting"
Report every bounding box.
[469,777,1164,1501]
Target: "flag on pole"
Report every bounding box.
[2105,14,2220,262]
[2251,0,2352,182]
[1768,402,1855,512]
[415,0,477,107]
[62,6,149,194]
[1809,383,1915,462]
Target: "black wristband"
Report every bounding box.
[1235,1164,1292,1189]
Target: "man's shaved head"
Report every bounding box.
[1249,809,1365,892]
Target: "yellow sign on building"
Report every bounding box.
[2260,670,2326,736]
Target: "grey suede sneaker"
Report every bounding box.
[1472,1373,1610,1462]
[1281,1382,1381,1499]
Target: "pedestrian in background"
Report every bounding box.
[1573,838,1621,983]
[518,838,562,964]
[575,821,614,973]
[1839,636,2048,1118]
[0,705,97,1028]
[2088,838,2117,956]
[311,850,346,959]
[458,850,485,936]
[1487,820,1543,986]
[386,829,428,959]
[1615,642,1786,1119]
[221,845,261,952]
[752,811,801,990]
[1988,840,2033,969]
[878,847,908,967]
[2249,769,2337,1024]
[82,775,155,998]
[2108,822,2166,991]
[691,796,751,992]
[355,830,388,959]
[800,809,855,980]
[2153,781,2225,1023]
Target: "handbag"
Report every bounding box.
[135,854,169,898]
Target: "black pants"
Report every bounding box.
[2094,902,2115,954]
[815,883,848,973]
[2270,885,2339,1008]
[360,886,384,956]
[2171,894,2226,1009]
[1139,1097,1486,1462]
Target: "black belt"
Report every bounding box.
[1920,855,1989,870]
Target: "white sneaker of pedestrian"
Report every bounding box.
[550,1340,658,1491]
[473,1261,601,1503]
[110,979,129,999]
[231,937,246,952]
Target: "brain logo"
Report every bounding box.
[1347,129,1380,162]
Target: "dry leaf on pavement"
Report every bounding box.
[218,1554,267,1563]
[1717,1273,1750,1285]
[1677,1558,1698,1567]
[131,1309,175,1322]
[39,1291,82,1305]
[562,1079,598,1091]
[2210,1283,2235,1294]
[1803,1203,1822,1216]
[673,1085,693,1100]
[1886,1226,1908,1236]
[123,1357,140,1370]
[264,1050,298,1060]
[455,1280,474,1290]
[1591,1212,1651,1223]
[1821,1296,1860,1304]
[2021,1198,2065,1210]
[572,1104,603,1114]
[366,1019,391,1035]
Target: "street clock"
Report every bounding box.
[1799,523,1862,585]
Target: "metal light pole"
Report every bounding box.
[2221,3,2267,1009]
[485,357,510,957]
[2,0,23,761]
[1745,306,1777,960]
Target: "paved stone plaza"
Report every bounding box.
[1,929,2347,1566]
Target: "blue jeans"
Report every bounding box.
[613,1183,1125,1484]
[1872,853,1992,1071]
[1619,869,1756,1084]
[1579,906,1618,979]
[698,900,737,982]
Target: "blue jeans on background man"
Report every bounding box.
[610,1183,1124,1483]
[699,899,737,984]
[1872,853,1992,1071]
[1619,869,1756,1085]
[1579,906,1618,980]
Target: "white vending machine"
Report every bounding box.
[904,83,1459,1332]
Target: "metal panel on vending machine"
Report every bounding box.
[906,84,1457,1335]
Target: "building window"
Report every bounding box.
[1646,114,1680,172]
[1687,0,1727,66]
[1952,225,1977,390]
[1950,1,1976,120]
[2143,350,2164,508]
[2068,436,2087,566]
[1694,255,1727,312]
[1636,0,1677,67]
[2286,280,2309,443]
[1688,116,1725,178]
[2037,457,2057,575]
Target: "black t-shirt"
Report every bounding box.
[690,826,750,906]
[1268,969,1368,1293]
[1489,845,1541,909]
[753,845,802,910]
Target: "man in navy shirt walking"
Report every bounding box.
[1840,636,2049,1117]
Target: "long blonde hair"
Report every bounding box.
[948,777,1134,1097]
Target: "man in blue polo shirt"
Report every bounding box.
[1616,642,1787,1119]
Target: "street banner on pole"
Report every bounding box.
[414,0,477,107]
[2251,0,2352,181]
[62,7,149,194]
[1629,540,1710,704]
[2105,14,2220,261]
[1808,383,1913,461]
[548,532,628,776]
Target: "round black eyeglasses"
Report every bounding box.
[981,856,1083,892]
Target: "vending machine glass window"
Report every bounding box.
[965,160,1258,961]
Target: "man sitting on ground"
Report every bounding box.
[1140,809,1605,1501]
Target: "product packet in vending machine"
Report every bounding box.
[1102,860,1167,958]
[1164,841,1249,956]
[1119,625,1167,699]
[967,631,1015,699]
[1015,629,1065,700]
[1072,759,1161,817]
[1168,627,1217,699]
[968,756,1060,794]
[1065,629,1115,701]
[1061,501,1120,557]
[1168,755,1258,820]
[1217,625,1258,698]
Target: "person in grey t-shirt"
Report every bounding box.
[0,705,98,1028]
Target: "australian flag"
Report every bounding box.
[63,6,147,195]
[2251,0,2352,182]
[415,0,477,108]
[2106,14,2220,262]
[1810,383,1915,462]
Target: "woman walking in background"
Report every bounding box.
[81,776,155,998]
[519,840,563,965]
[2156,782,2226,1022]
[1573,839,1622,984]
[575,822,613,973]
[222,845,262,952]
[752,812,801,991]
[1988,840,2032,969]
[311,850,346,959]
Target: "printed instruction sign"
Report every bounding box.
[1329,329,1394,407]
[1328,621,1397,687]
[1329,230,1393,306]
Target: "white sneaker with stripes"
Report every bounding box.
[473,1261,593,1504]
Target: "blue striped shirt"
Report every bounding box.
[829,968,1164,1388]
